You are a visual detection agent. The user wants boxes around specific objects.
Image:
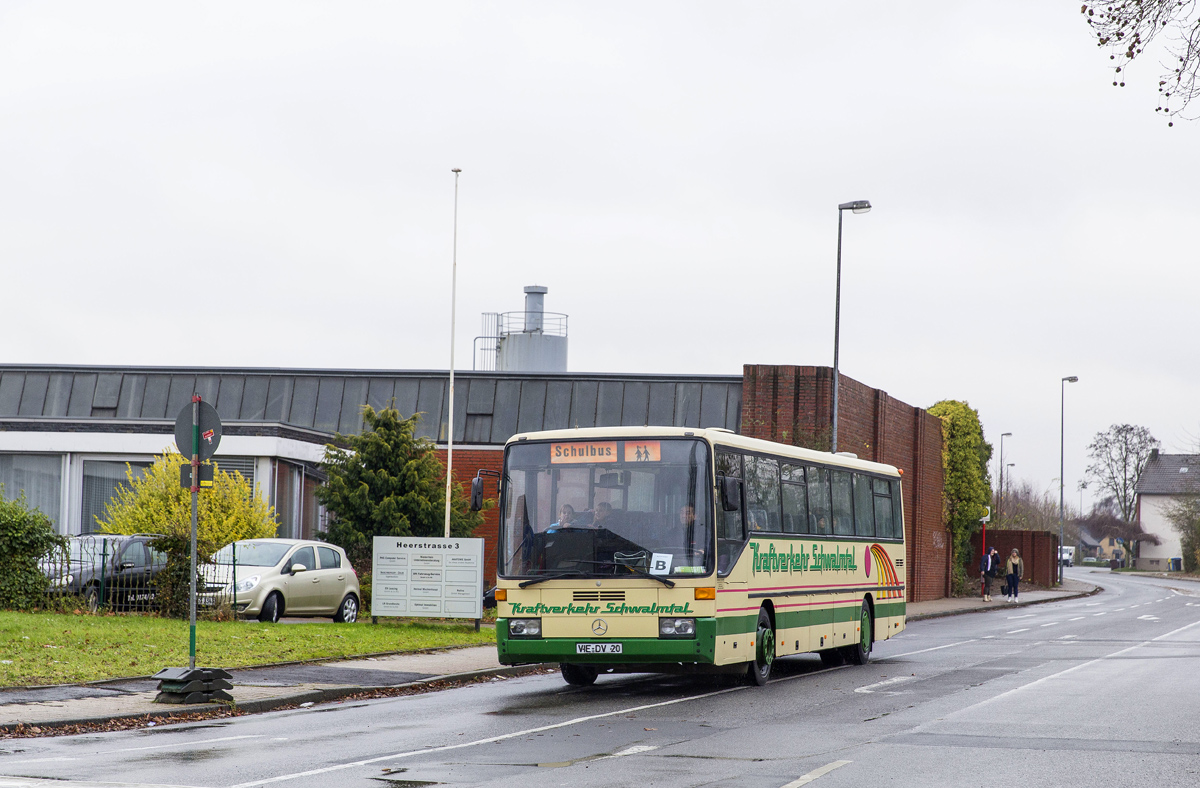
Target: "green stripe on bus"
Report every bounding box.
[497,618,719,665]
[875,601,906,618]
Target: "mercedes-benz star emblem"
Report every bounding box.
[591,619,608,635]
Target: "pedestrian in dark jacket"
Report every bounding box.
[980,547,999,601]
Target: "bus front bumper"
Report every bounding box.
[497,618,717,666]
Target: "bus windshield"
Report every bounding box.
[499,438,713,578]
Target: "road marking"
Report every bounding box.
[1006,614,1034,620]
[1069,617,1084,621]
[225,683,748,787]
[1137,615,1160,621]
[946,618,1200,716]
[779,760,853,787]
[884,639,978,659]
[1093,612,1107,616]
[1039,622,1058,627]
[102,735,267,755]
[982,635,995,639]
[0,780,203,788]
[855,676,914,694]
[0,759,78,766]
[1057,635,1077,639]
[599,745,658,759]
[1007,628,1030,634]
[1114,608,1126,612]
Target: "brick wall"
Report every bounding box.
[741,365,948,602]
[970,530,1060,587]
[435,447,504,585]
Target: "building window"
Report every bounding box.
[82,460,149,534]
[0,454,62,528]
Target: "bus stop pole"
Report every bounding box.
[190,395,200,670]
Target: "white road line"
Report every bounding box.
[854,676,914,694]
[0,780,204,788]
[1058,635,1077,639]
[1039,622,1059,627]
[884,639,978,659]
[950,618,1200,715]
[1093,612,1107,616]
[1114,608,1126,612]
[225,684,747,788]
[1069,617,1084,621]
[779,760,853,787]
[597,745,659,760]
[982,635,995,639]
[0,736,265,767]
[1006,614,1034,620]
[1007,628,1030,634]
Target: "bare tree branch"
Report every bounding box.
[1082,0,1200,123]
[1085,424,1159,522]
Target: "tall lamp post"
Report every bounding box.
[998,432,1012,527]
[444,168,462,538]
[1059,375,1079,584]
[831,199,871,455]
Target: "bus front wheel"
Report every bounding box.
[560,663,598,687]
[747,608,775,686]
[842,600,873,665]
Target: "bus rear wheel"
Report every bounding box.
[842,600,873,665]
[747,608,775,686]
[560,663,598,686]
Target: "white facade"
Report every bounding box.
[1136,495,1184,570]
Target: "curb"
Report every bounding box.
[0,663,552,734]
[7,641,498,693]
[908,584,1103,622]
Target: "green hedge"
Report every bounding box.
[0,490,65,611]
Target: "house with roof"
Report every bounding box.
[1133,449,1195,570]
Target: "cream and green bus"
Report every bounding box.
[473,426,906,686]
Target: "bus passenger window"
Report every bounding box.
[807,466,831,535]
[853,474,875,537]
[831,471,854,536]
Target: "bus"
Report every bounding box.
[471,426,907,686]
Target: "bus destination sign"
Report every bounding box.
[551,442,617,463]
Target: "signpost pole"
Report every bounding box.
[189,395,200,670]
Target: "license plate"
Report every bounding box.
[576,643,622,654]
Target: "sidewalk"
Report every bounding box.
[1,578,1100,734]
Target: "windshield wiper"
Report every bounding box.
[519,570,586,588]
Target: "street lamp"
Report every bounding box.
[1059,375,1079,584]
[444,168,462,539]
[1006,463,1015,506]
[831,199,871,455]
[998,432,1012,525]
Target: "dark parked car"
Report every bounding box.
[44,534,167,612]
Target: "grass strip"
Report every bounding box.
[0,611,494,686]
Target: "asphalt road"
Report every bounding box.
[3,568,1199,788]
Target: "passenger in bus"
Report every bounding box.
[592,501,618,530]
[546,504,578,532]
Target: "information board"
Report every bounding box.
[371,536,485,619]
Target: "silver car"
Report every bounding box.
[203,539,361,623]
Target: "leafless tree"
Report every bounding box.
[1077,496,1162,563]
[1082,1,1200,123]
[1086,424,1159,522]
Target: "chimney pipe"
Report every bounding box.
[524,285,547,333]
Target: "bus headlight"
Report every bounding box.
[508,618,541,637]
[659,618,696,638]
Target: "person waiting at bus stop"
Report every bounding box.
[1005,548,1025,602]
[980,547,999,602]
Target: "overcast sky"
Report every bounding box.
[3,2,1196,511]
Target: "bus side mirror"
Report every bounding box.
[719,475,742,512]
[470,476,484,511]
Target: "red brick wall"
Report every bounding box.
[435,447,504,585]
[970,530,1060,587]
[741,365,949,602]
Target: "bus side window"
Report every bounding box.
[807,466,831,535]
[715,452,745,575]
[853,474,875,537]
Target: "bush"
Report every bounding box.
[0,488,65,611]
[98,449,279,618]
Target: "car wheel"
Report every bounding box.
[746,607,775,686]
[84,585,100,614]
[333,594,359,623]
[560,663,598,686]
[258,592,283,623]
[842,600,873,665]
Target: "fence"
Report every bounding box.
[35,534,248,617]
